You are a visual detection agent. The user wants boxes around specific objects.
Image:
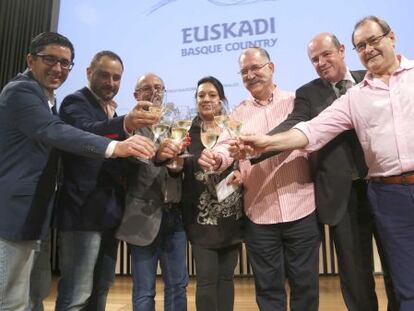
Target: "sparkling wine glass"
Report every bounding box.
[176,106,196,158]
[134,95,173,164]
[213,100,229,132]
[200,121,221,175]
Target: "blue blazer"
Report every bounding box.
[0,71,110,241]
[56,87,127,231]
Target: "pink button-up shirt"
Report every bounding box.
[295,56,414,177]
[214,88,315,225]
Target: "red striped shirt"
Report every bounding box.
[215,88,315,224]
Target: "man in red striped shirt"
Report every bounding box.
[199,47,320,311]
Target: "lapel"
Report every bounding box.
[311,79,337,115]
[80,87,108,120]
[314,69,366,113]
[23,70,52,112]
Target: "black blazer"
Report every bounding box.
[255,71,367,225]
[0,72,110,240]
[56,87,127,231]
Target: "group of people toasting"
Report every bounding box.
[0,13,412,311]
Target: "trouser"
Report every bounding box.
[368,182,414,311]
[0,238,36,311]
[244,213,320,311]
[192,243,240,311]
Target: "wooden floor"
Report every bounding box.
[44,275,389,310]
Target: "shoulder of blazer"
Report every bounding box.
[296,77,332,100]
[297,77,329,93]
[7,70,48,102]
[60,87,103,115]
[79,87,101,106]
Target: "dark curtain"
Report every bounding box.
[0,0,58,90]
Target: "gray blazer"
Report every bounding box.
[116,127,181,246]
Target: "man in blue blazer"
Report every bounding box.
[54,51,159,310]
[0,32,156,311]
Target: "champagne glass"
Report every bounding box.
[152,102,176,144]
[134,92,170,164]
[225,119,242,137]
[176,106,196,158]
[200,121,221,175]
[165,121,188,169]
[213,100,229,131]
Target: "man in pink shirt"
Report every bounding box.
[199,47,320,311]
[238,16,414,311]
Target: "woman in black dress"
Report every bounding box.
[181,76,244,311]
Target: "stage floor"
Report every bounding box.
[44,275,389,310]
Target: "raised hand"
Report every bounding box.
[239,134,274,153]
[156,138,181,162]
[124,101,159,132]
[112,134,156,159]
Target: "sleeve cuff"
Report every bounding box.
[105,140,118,158]
[123,113,133,137]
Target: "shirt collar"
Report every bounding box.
[251,85,277,107]
[42,89,56,110]
[361,55,413,87]
[87,85,118,108]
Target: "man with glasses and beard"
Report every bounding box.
[53,51,159,311]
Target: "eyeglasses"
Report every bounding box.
[35,54,74,70]
[136,85,165,93]
[238,62,270,76]
[353,31,390,53]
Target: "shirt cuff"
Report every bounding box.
[105,141,118,158]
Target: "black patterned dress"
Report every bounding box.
[181,116,244,249]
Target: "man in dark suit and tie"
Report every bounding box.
[0,32,156,311]
[251,33,396,310]
[54,51,160,311]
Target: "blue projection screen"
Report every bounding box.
[57,0,413,114]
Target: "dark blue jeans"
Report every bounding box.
[368,182,414,311]
[129,210,188,311]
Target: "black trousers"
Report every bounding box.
[244,212,320,311]
[192,243,240,311]
[330,180,397,311]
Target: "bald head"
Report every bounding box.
[134,73,165,103]
[307,32,347,83]
[308,33,341,54]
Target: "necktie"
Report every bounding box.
[335,80,349,96]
